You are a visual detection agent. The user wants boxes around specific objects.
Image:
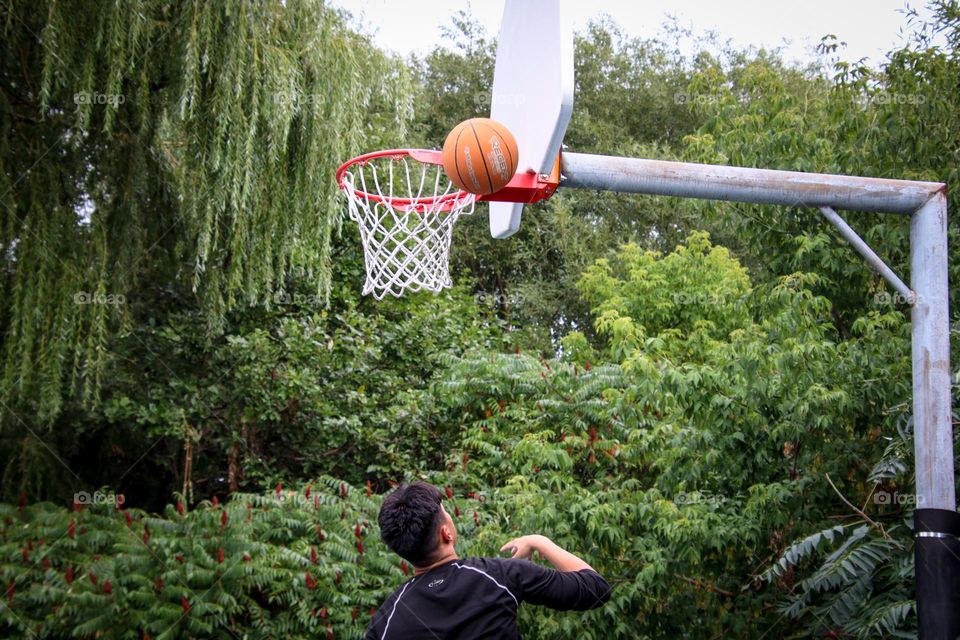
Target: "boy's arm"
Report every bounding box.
[497,534,611,611]
[500,534,594,572]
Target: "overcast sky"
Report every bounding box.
[330,0,933,68]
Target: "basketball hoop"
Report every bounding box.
[336,149,476,299]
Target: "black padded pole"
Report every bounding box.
[915,508,960,638]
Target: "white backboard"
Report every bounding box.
[489,0,574,238]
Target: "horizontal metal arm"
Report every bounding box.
[560,153,945,215]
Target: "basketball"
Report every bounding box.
[442,118,519,195]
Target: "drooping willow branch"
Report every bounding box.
[0,0,414,425]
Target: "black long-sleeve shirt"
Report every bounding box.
[364,556,612,639]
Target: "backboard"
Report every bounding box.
[488,0,574,238]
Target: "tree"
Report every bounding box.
[0,0,413,428]
[429,231,922,637]
[414,16,711,351]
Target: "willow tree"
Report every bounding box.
[0,1,412,425]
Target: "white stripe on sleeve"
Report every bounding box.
[453,562,519,607]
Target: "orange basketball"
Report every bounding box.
[442,118,519,195]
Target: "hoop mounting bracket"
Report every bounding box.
[479,152,562,204]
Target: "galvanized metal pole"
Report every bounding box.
[560,152,956,638]
[818,206,914,303]
[910,190,955,510]
[910,190,960,640]
[560,153,941,214]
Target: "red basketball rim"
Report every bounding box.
[335,149,472,211]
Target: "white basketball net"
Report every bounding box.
[339,153,475,299]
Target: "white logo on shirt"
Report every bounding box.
[427,579,444,588]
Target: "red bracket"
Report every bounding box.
[477,153,561,204]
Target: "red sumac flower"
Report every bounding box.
[181,596,190,613]
[103,579,112,594]
[67,521,75,540]
[125,511,133,526]
[444,486,454,500]
[89,572,98,586]
[352,607,358,621]
[176,502,185,516]
[340,483,348,498]
[217,547,224,564]
[155,577,163,593]
[65,566,74,585]
[221,510,228,530]
[212,495,219,508]
[305,484,312,499]
[311,547,318,565]
[356,539,364,555]
[306,571,317,590]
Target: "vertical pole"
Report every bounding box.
[910,190,959,639]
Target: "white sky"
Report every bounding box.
[331,0,934,68]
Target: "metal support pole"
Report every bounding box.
[818,206,914,303]
[910,190,955,510]
[910,190,960,640]
[560,153,942,214]
[560,152,956,638]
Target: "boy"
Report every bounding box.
[365,482,612,639]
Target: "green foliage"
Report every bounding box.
[679,3,960,328]
[414,17,712,349]
[1,0,413,424]
[0,479,492,639]
[2,3,959,639]
[429,231,937,638]
[24,267,502,505]
[756,412,934,640]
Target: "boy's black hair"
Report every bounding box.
[378,482,446,565]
